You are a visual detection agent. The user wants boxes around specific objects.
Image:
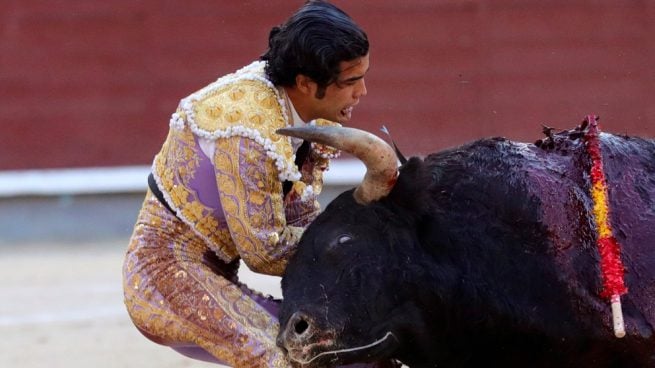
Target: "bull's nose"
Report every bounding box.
[277,311,314,349]
[290,311,311,335]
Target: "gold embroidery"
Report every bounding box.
[206,104,223,119]
[213,137,293,276]
[125,170,291,368]
[154,63,335,261]
[225,108,243,123]
[194,80,284,133]
[229,86,246,101]
[153,128,238,261]
[249,112,265,125]
[190,78,299,180]
[138,63,339,365]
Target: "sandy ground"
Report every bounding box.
[0,240,283,368]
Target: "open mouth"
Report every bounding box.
[339,106,354,120]
[287,331,398,367]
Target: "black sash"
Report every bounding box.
[148,173,177,215]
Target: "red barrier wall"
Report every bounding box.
[2,0,654,170]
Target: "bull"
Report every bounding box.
[275,120,655,367]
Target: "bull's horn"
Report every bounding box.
[276,126,399,204]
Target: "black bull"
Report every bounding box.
[275,124,655,367]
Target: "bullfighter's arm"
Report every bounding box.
[212,136,320,276]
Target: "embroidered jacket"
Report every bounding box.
[151,61,339,276]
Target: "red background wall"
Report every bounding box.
[1,0,654,170]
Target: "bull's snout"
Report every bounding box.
[277,311,315,350]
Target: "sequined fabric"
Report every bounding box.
[124,192,290,367]
[151,61,338,274]
[123,61,340,367]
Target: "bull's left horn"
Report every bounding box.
[276,126,399,204]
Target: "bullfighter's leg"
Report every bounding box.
[123,192,288,367]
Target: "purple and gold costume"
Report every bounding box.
[122,61,339,367]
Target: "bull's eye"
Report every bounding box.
[337,235,352,244]
[328,234,354,250]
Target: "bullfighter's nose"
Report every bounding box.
[277,311,314,349]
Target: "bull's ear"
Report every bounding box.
[387,157,433,216]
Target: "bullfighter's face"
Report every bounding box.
[302,53,369,124]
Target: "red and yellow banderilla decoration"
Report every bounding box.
[583,114,628,338]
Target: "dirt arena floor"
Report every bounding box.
[0,240,283,368]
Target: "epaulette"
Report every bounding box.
[170,61,300,181]
[168,61,341,181]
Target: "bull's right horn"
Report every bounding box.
[276,125,399,204]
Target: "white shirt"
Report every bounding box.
[281,87,308,153]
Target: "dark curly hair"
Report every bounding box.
[260,1,368,98]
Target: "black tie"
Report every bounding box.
[283,140,310,197]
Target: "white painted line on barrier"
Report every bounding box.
[0,160,365,197]
[0,166,150,197]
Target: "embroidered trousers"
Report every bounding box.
[123,191,289,367]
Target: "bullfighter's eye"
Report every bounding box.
[337,235,352,244]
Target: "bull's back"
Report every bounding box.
[425,133,655,339]
[517,134,655,339]
[509,133,655,339]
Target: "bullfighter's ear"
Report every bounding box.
[388,157,433,216]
